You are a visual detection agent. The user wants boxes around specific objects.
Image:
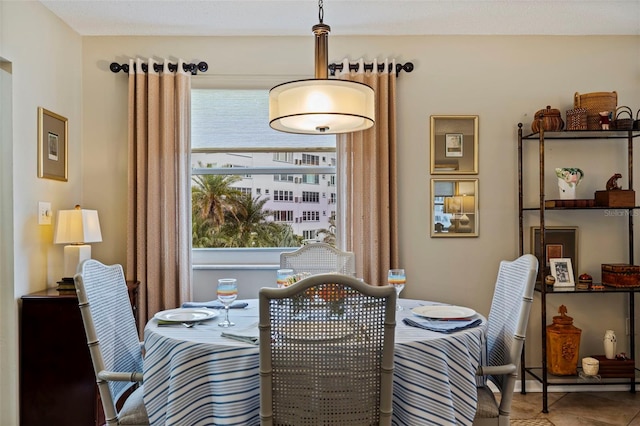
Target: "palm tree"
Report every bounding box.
[191,164,243,228]
[216,195,278,247]
[315,216,337,246]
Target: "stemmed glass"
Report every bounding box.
[388,269,406,311]
[217,278,238,327]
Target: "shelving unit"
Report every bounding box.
[517,124,640,413]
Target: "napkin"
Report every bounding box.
[221,326,259,345]
[403,317,482,334]
[182,301,249,309]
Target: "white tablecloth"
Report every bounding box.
[143,299,486,426]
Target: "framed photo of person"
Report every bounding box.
[550,258,575,287]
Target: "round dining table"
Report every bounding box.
[143,298,487,426]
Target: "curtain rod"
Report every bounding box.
[328,61,414,77]
[110,61,209,75]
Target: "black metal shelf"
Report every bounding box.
[517,124,640,414]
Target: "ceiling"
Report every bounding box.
[39,0,640,37]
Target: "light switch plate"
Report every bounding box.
[38,201,51,225]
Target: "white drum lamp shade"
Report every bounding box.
[269,79,375,134]
[54,205,102,280]
[268,1,375,135]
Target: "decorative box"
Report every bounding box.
[591,355,635,378]
[601,264,640,288]
[566,108,588,131]
[594,189,635,207]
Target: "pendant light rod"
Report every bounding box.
[313,0,329,80]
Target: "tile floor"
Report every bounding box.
[509,391,640,425]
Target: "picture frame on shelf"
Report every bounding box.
[530,226,578,280]
[430,115,478,174]
[550,258,575,287]
[38,107,68,181]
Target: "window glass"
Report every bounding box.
[191,89,337,248]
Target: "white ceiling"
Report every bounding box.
[39,0,640,37]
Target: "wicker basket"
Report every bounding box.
[634,109,640,130]
[611,106,634,130]
[566,108,587,131]
[574,91,618,130]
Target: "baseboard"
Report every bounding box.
[512,379,640,393]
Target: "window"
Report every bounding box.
[302,191,320,203]
[191,88,336,248]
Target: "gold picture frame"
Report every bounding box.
[38,107,68,181]
[431,178,479,237]
[430,115,479,174]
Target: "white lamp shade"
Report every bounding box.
[269,79,375,134]
[54,208,102,244]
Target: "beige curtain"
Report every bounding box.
[126,58,192,329]
[337,59,399,286]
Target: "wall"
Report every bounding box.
[82,34,640,372]
[0,2,83,424]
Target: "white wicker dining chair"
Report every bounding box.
[280,242,356,276]
[74,259,149,425]
[259,274,396,425]
[473,254,538,426]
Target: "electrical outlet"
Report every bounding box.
[38,201,52,225]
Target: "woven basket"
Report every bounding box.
[634,109,640,130]
[574,91,618,130]
[566,108,587,131]
[611,106,634,130]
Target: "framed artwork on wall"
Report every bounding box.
[38,107,68,181]
[430,115,478,174]
[430,178,478,238]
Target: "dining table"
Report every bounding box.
[143,298,487,426]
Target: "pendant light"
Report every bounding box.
[269,0,375,135]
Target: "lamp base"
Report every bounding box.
[56,277,76,293]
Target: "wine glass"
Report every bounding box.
[217,278,238,327]
[388,269,406,311]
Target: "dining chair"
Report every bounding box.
[259,273,396,425]
[473,253,538,426]
[74,259,149,425]
[279,242,356,276]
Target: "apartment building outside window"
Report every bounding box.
[191,88,337,248]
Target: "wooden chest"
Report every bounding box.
[594,189,635,207]
[592,355,635,378]
[601,264,640,288]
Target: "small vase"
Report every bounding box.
[604,329,617,360]
[557,179,576,199]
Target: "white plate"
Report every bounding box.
[411,305,476,319]
[281,321,354,342]
[154,308,219,323]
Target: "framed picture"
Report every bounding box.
[530,226,578,279]
[430,115,478,174]
[550,258,575,287]
[430,178,478,237]
[445,133,463,157]
[38,107,68,181]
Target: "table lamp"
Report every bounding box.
[457,195,475,233]
[54,205,102,291]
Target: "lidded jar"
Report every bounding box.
[532,105,565,133]
[546,305,581,376]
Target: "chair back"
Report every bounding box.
[280,242,356,276]
[74,259,144,424]
[259,274,396,425]
[485,253,537,391]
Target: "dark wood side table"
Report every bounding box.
[20,281,139,426]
